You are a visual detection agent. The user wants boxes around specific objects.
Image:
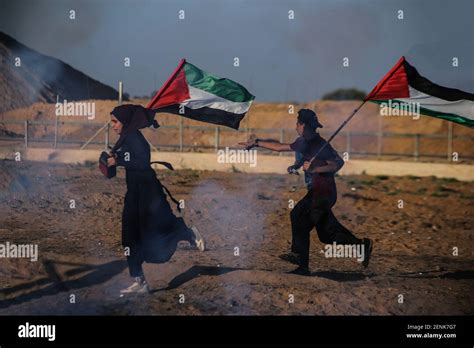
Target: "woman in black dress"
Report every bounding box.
[107,104,205,294]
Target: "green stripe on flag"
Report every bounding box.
[418,106,474,128]
[369,100,474,128]
[184,62,254,103]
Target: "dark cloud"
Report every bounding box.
[0,0,472,102]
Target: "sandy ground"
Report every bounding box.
[0,159,472,315]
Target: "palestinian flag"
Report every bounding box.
[365,56,474,128]
[147,59,254,129]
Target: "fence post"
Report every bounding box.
[346,131,351,155]
[377,116,382,158]
[279,128,284,156]
[105,122,110,150]
[414,134,420,161]
[118,81,123,105]
[54,116,58,148]
[215,126,220,152]
[24,120,28,148]
[179,118,183,151]
[447,122,453,162]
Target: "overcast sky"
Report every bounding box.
[1,0,472,102]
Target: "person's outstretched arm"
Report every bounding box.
[238,138,292,152]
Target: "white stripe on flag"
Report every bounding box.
[181,86,253,115]
[395,86,474,120]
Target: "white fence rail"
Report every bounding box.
[1,119,473,162]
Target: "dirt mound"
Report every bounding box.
[0,31,119,114]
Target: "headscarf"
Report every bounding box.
[297,108,323,140]
[110,104,159,153]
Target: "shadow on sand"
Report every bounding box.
[0,259,127,309]
[2,259,471,308]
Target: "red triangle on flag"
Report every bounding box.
[365,56,410,101]
[147,59,190,109]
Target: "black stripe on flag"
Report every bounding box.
[155,104,246,130]
[404,61,474,102]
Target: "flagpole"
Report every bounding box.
[309,57,406,163]
[309,100,367,162]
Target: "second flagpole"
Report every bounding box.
[308,99,367,163]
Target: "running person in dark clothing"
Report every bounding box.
[286,150,356,265]
[107,104,205,293]
[240,109,372,275]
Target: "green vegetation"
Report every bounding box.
[437,185,458,193]
[460,193,474,200]
[360,180,378,186]
[322,88,367,101]
[375,175,389,180]
[431,191,449,197]
[439,177,459,183]
[415,187,428,195]
[231,165,241,173]
[407,175,421,180]
[387,189,401,196]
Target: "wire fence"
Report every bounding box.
[1,119,473,162]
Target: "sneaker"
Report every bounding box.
[288,266,311,276]
[120,277,150,294]
[362,238,373,268]
[189,226,205,252]
[279,252,301,265]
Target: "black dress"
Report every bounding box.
[115,130,192,277]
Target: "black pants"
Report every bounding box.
[290,190,361,268]
[122,169,192,277]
